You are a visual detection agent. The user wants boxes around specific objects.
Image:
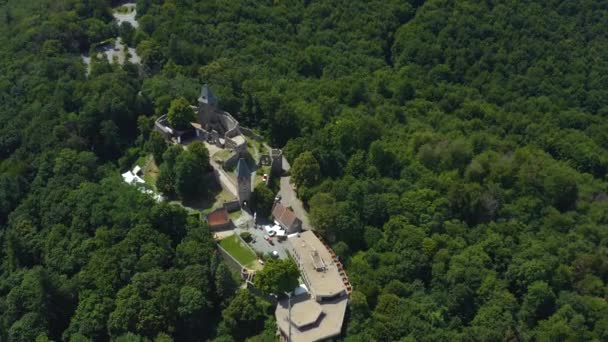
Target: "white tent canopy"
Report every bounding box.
[121,171,145,185]
[264,224,286,236]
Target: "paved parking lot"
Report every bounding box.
[235,225,292,260]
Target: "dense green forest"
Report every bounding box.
[1,0,608,340]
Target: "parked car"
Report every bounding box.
[264,235,274,245]
[262,173,269,182]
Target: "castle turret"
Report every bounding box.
[236,158,251,206]
[198,84,218,128]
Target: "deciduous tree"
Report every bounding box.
[251,183,274,218]
[253,258,299,295]
[167,97,195,130]
[290,151,320,188]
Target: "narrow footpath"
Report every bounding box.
[202,141,238,197]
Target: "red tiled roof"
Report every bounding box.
[272,202,300,228]
[207,208,230,227]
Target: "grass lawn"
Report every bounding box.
[229,210,242,221]
[253,174,264,188]
[259,165,271,175]
[245,138,263,160]
[134,155,147,168]
[184,179,235,211]
[199,187,237,216]
[143,172,156,186]
[134,155,159,188]
[114,5,134,13]
[219,234,257,269]
[213,149,233,162]
[253,165,271,187]
[142,156,160,187]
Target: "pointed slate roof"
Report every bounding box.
[236,158,250,178]
[198,84,218,105]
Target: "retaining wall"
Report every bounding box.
[211,168,236,197]
[217,244,244,273]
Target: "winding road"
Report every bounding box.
[277,157,313,231]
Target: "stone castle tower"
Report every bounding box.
[197,83,218,127]
[236,158,251,206]
[270,148,283,175]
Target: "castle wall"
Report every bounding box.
[221,112,240,138]
[154,123,172,140]
[224,137,237,150]
[240,126,264,141]
[217,244,244,273]
[258,154,271,167]
[210,167,237,197]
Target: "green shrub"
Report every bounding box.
[240,231,252,243]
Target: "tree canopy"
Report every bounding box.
[167,97,196,130]
[2,0,608,340]
[216,290,271,341]
[290,151,321,189]
[156,142,210,200]
[251,183,275,219]
[253,258,300,296]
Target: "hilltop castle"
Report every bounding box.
[194,84,247,153]
[154,84,284,208]
[154,84,247,152]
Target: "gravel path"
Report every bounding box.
[204,141,238,197]
[278,176,312,231]
[102,37,140,65]
[276,154,313,230]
